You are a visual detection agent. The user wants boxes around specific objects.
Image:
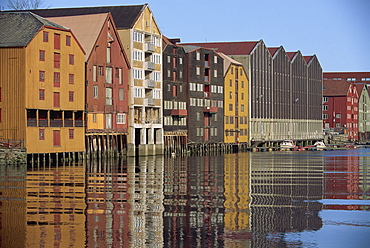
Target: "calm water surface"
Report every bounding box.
[0,149,369,247]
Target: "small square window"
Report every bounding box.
[39,129,45,140]
[69,54,74,65]
[39,71,45,82]
[39,50,45,61]
[39,89,45,100]
[69,129,74,139]
[69,91,74,102]
[66,35,71,46]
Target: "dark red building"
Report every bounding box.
[323,79,359,141]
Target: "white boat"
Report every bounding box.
[314,141,326,149]
[280,140,296,148]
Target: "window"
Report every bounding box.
[241,93,244,100]
[323,97,328,102]
[323,105,328,111]
[117,68,122,84]
[153,72,160,81]
[93,85,98,98]
[218,86,223,93]
[229,92,232,99]
[69,91,74,102]
[229,104,233,111]
[336,113,341,118]
[336,123,341,128]
[134,88,143,98]
[54,53,60,68]
[107,46,111,63]
[119,88,124,101]
[230,79,232,87]
[133,69,142,79]
[69,54,74,65]
[39,89,45,100]
[153,54,161,64]
[98,66,104,76]
[69,129,74,139]
[43,31,48,42]
[92,114,97,123]
[117,113,126,124]
[241,104,244,112]
[54,92,60,107]
[214,69,218,77]
[196,112,200,121]
[93,65,97,82]
[106,67,113,84]
[134,50,143,61]
[133,32,143,42]
[196,51,200,60]
[172,85,177,97]
[323,114,328,119]
[167,56,171,63]
[69,74,74,84]
[214,55,218,63]
[242,81,244,88]
[54,72,60,87]
[39,129,45,140]
[196,66,200,75]
[106,88,113,105]
[39,71,45,82]
[66,35,71,46]
[54,33,60,49]
[39,50,45,61]
[179,58,183,64]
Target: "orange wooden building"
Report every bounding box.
[0,12,85,154]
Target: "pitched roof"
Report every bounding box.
[286,52,297,60]
[25,5,146,29]
[268,47,279,57]
[0,11,68,47]
[323,79,351,96]
[180,41,260,55]
[47,13,108,60]
[304,55,313,64]
[217,52,242,76]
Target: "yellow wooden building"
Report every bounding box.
[0,12,85,154]
[218,53,249,143]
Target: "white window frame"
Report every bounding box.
[117,113,126,124]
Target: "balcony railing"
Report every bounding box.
[145,42,155,53]
[203,107,218,114]
[145,79,155,88]
[145,61,155,71]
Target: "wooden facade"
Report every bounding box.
[323,79,359,141]
[183,46,224,143]
[219,53,249,143]
[47,13,131,157]
[0,12,85,154]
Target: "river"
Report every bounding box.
[0,149,369,247]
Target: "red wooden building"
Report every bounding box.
[323,79,359,141]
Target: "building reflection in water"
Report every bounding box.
[86,156,164,247]
[163,155,225,247]
[249,152,324,247]
[324,151,370,210]
[223,153,251,248]
[27,163,86,247]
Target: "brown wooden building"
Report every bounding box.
[47,13,131,157]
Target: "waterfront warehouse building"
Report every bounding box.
[47,13,131,157]
[181,40,323,145]
[0,12,85,154]
[31,4,164,156]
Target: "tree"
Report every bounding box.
[7,0,44,10]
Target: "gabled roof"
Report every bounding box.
[323,79,351,96]
[268,47,279,57]
[304,56,313,64]
[217,52,242,77]
[180,41,260,55]
[286,52,298,60]
[25,5,146,29]
[0,11,68,47]
[47,13,109,60]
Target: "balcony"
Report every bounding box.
[145,61,155,71]
[145,98,155,106]
[171,109,188,117]
[145,79,155,88]
[145,43,155,53]
[203,107,218,114]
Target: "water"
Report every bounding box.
[0,149,369,247]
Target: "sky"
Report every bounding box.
[1,0,369,72]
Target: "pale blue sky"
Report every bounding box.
[1,0,369,72]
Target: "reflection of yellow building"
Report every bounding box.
[223,153,251,246]
[219,53,249,143]
[26,166,86,247]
